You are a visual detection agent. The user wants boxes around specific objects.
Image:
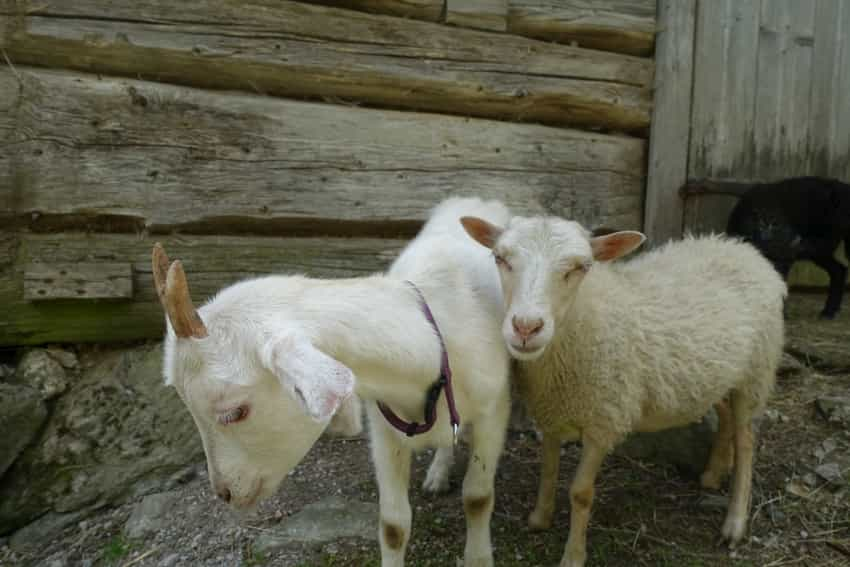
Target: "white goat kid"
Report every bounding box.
[461,215,785,567]
[153,198,511,567]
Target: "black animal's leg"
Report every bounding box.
[811,254,848,319]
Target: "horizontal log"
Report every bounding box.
[0,68,646,236]
[508,0,657,56]
[0,0,653,133]
[24,262,133,300]
[1,233,406,345]
[301,0,443,21]
[446,0,508,31]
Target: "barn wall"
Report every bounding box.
[0,0,655,345]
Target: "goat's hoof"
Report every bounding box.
[721,515,747,546]
[528,509,552,531]
[819,310,838,320]
[422,470,451,494]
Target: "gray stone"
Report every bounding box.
[159,553,181,567]
[9,509,89,552]
[615,416,715,477]
[46,348,79,370]
[778,352,806,377]
[814,462,845,485]
[13,350,67,400]
[124,492,180,540]
[253,496,378,553]
[0,344,203,535]
[816,397,850,427]
[0,364,14,381]
[0,383,48,479]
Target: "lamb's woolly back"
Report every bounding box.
[521,233,785,444]
[461,214,786,563]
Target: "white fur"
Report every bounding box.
[463,214,786,567]
[161,197,512,567]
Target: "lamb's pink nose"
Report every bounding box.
[512,316,544,342]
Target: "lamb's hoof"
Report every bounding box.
[700,470,724,491]
[559,551,586,567]
[528,508,552,531]
[422,468,451,494]
[721,515,747,546]
[463,556,493,567]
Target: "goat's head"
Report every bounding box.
[152,244,354,510]
[460,217,644,360]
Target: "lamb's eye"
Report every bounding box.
[218,405,249,425]
[494,254,512,271]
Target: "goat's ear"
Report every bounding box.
[263,336,355,423]
[590,231,646,261]
[460,216,503,248]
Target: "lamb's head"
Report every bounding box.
[461,216,644,360]
[152,245,354,510]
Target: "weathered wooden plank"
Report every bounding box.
[0,0,652,133]
[817,1,850,181]
[643,0,694,246]
[446,0,507,31]
[689,0,760,180]
[753,0,815,179]
[300,0,443,21]
[0,67,646,236]
[1,233,407,345]
[507,0,656,56]
[24,262,133,300]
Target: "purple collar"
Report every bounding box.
[377,282,461,442]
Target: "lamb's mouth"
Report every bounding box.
[509,343,545,357]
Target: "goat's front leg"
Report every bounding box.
[561,439,607,567]
[369,411,413,567]
[528,432,561,530]
[462,394,509,567]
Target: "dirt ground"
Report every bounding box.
[2,293,849,567]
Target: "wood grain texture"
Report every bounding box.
[446,0,507,31]
[1,233,406,345]
[300,0,443,21]
[753,0,815,179]
[507,0,656,56]
[0,67,646,236]
[643,0,694,246]
[24,263,133,300]
[0,0,652,133]
[689,0,760,180]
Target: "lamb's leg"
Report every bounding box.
[369,410,413,567]
[561,439,607,567]
[462,395,509,567]
[422,446,454,493]
[811,253,848,319]
[528,433,561,530]
[722,391,755,545]
[701,399,735,490]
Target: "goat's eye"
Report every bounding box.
[218,405,249,425]
[494,254,512,271]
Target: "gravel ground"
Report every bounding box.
[1,293,849,567]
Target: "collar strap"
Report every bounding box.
[377,281,461,441]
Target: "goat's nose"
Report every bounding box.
[216,486,231,503]
[512,316,544,341]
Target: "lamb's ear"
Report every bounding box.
[590,231,646,261]
[460,216,503,248]
[263,336,355,423]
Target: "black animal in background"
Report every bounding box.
[725,176,850,319]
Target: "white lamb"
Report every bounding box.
[152,197,511,567]
[461,215,786,567]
